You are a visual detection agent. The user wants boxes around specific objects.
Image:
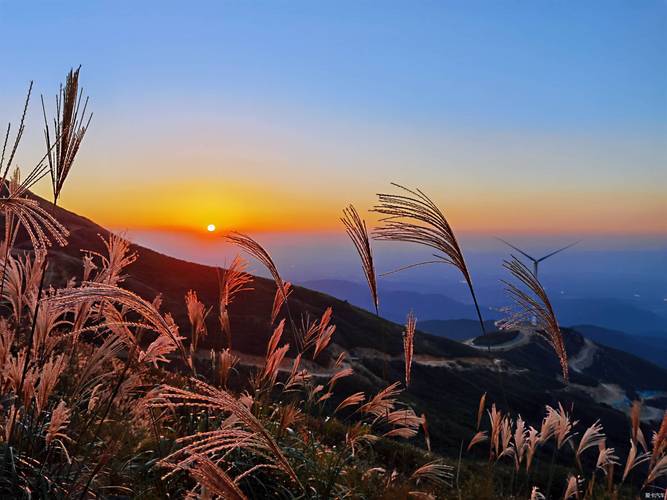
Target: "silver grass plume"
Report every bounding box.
[41,66,92,205]
[1,82,33,184]
[373,183,486,335]
[341,204,378,315]
[501,256,569,382]
[223,231,301,348]
[403,310,416,387]
[48,282,189,365]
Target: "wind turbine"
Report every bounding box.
[497,238,580,325]
[496,238,580,279]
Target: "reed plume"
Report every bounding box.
[0,81,55,197]
[596,442,618,472]
[530,486,545,500]
[187,454,249,500]
[284,352,307,391]
[223,232,285,295]
[403,310,416,387]
[312,317,336,360]
[218,255,253,305]
[48,282,189,365]
[476,392,487,430]
[549,403,578,450]
[0,82,62,280]
[217,348,239,387]
[153,378,299,484]
[373,183,486,335]
[185,289,208,355]
[41,66,92,205]
[1,172,69,253]
[1,252,43,322]
[217,255,253,348]
[575,420,605,469]
[346,422,379,456]
[261,320,289,387]
[421,414,431,452]
[46,400,71,449]
[341,204,378,314]
[86,233,137,286]
[410,461,453,488]
[298,307,336,360]
[498,417,514,460]
[334,392,365,414]
[650,411,667,467]
[512,416,528,470]
[360,382,401,418]
[271,281,292,324]
[467,431,488,451]
[622,438,650,482]
[644,455,667,488]
[563,474,581,499]
[525,427,540,471]
[622,439,638,482]
[501,256,569,382]
[224,232,300,347]
[382,408,422,439]
[630,400,648,451]
[1,82,41,186]
[35,354,67,413]
[487,404,503,459]
[328,366,353,391]
[139,334,179,367]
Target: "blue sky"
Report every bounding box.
[1,1,665,235]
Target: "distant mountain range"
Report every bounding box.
[300,279,500,324]
[570,324,667,369]
[419,319,499,341]
[301,279,667,336]
[553,298,667,336]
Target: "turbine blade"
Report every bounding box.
[496,237,537,262]
[537,241,580,262]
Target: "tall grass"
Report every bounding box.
[341,204,379,315]
[373,183,487,336]
[41,66,92,205]
[500,256,569,382]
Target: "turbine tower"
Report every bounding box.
[497,238,579,279]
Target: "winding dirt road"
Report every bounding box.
[568,338,597,373]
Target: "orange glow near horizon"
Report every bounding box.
[35,178,666,237]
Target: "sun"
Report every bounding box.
[206,224,216,232]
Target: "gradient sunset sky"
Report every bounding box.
[1,1,665,237]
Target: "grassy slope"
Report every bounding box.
[21,192,667,456]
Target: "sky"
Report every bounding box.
[1,1,666,238]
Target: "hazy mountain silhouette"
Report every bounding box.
[552,298,667,335]
[301,279,501,324]
[570,324,667,369]
[420,319,499,341]
[301,279,667,338]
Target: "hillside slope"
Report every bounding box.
[16,192,667,453]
